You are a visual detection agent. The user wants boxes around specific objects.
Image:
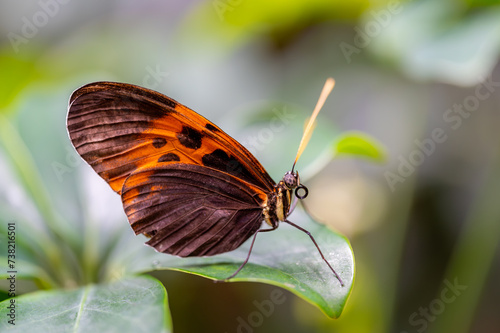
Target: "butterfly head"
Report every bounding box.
[283,170,299,189]
[283,170,308,200]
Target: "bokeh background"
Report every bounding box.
[1,0,500,332]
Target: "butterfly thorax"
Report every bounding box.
[263,171,299,227]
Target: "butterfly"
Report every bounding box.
[66,78,343,286]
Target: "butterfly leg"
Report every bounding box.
[219,225,278,282]
[283,219,344,286]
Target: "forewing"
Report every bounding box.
[67,81,275,194]
[121,164,268,257]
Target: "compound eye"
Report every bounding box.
[283,172,297,189]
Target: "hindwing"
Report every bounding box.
[122,164,267,256]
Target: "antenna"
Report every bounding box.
[292,78,335,172]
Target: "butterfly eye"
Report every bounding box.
[283,171,298,189]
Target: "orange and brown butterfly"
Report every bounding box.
[66,78,343,285]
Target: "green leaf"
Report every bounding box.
[332,131,386,162]
[369,1,500,85]
[0,276,171,333]
[119,211,354,318]
[186,0,368,52]
[0,257,55,289]
[0,54,38,111]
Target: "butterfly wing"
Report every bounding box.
[67,81,277,256]
[122,164,267,256]
[67,81,275,194]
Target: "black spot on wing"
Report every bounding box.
[205,123,219,132]
[152,138,167,148]
[177,126,203,150]
[158,153,180,163]
[202,149,229,169]
[201,149,257,185]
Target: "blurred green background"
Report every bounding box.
[1,0,500,332]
